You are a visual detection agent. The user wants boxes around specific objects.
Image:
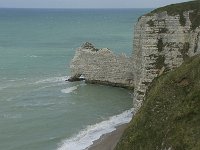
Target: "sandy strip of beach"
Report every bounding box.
[87,123,128,150]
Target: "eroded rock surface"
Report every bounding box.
[69,3,200,112]
[133,11,200,110]
[69,42,134,89]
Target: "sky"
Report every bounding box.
[0,0,189,8]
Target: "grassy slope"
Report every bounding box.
[115,55,200,150]
[150,0,200,15]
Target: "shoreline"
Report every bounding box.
[87,123,128,150]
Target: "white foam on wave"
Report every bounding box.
[16,102,56,108]
[0,113,22,119]
[0,86,9,91]
[24,55,42,58]
[30,55,41,58]
[61,86,78,94]
[33,82,66,91]
[57,108,134,150]
[35,76,69,84]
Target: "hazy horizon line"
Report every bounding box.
[0,7,154,9]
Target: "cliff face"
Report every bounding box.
[69,1,200,112]
[116,1,200,149]
[70,42,134,88]
[133,2,200,110]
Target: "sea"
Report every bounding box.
[0,8,151,150]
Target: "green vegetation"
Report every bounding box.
[157,38,164,52]
[158,28,168,33]
[190,9,200,30]
[115,55,200,150]
[81,42,99,51]
[179,42,190,60]
[147,20,154,27]
[147,0,200,29]
[151,55,166,70]
[194,33,200,53]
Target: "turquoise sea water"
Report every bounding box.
[0,8,150,150]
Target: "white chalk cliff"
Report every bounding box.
[133,8,200,110]
[69,2,200,112]
[69,42,134,89]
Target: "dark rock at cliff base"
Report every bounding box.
[66,76,85,82]
[81,42,99,51]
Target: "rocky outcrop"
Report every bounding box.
[133,3,200,110]
[69,1,200,112]
[69,42,134,89]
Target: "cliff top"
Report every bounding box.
[147,0,200,29]
[81,42,99,51]
[150,0,200,15]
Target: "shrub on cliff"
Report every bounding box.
[115,54,200,150]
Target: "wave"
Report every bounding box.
[61,86,78,94]
[35,76,69,84]
[24,55,42,58]
[0,85,10,91]
[16,102,56,108]
[57,108,134,150]
[1,113,22,119]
